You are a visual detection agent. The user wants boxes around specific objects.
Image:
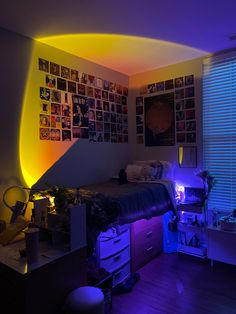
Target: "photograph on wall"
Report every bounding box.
[176,121,185,132]
[61,66,70,79]
[116,84,123,95]
[87,98,95,109]
[39,58,49,72]
[40,114,50,127]
[185,109,195,120]
[103,112,110,122]
[61,92,68,104]
[51,103,61,115]
[186,120,196,131]
[51,90,61,103]
[80,73,87,84]
[156,81,164,92]
[136,106,143,115]
[175,88,184,100]
[147,83,156,94]
[186,132,196,143]
[94,88,102,99]
[61,117,71,129]
[145,93,175,146]
[62,104,71,117]
[96,122,103,132]
[185,98,195,109]
[86,86,94,97]
[40,101,50,114]
[136,115,144,125]
[109,93,115,102]
[51,129,61,141]
[115,94,121,104]
[103,80,110,91]
[89,109,95,121]
[111,113,117,123]
[175,77,184,88]
[50,62,60,76]
[176,132,185,143]
[165,79,174,90]
[89,121,96,132]
[185,74,194,86]
[109,82,116,93]
[121,96,127,105]
[96,78,103,89]
[39,128,50,140]
[185,86,194,98]
[40,87,50,101]
[68,81,77,93]
[62,130,71,141]
[102,90,108,100]
[87,75,95,86]
[57,78,67,91]
[78,83,86,95]
[175,100,184,111]
[71,69,79,82]
[46,75,56,88]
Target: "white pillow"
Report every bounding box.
[125,164,143,181]
[160,160,173,179]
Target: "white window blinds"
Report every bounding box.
[203,51,236,212]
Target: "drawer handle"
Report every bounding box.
[146,246,153,253]
[146,231,153,238]
[113,254,121,261]
[114,271,121,279]
[113,238,121,244]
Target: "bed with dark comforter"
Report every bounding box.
[80,178,177,231]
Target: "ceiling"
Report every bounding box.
[1,0,236,75]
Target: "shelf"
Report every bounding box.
[177,203,204,213]
[178,244,207,258]
[178,222,206,235]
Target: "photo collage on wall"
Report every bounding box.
[136,74,196,145]
[38,58,129,143]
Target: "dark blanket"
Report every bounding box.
[80,179,175,228]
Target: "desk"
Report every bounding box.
[0,236,87,314]
[207,225,236,266]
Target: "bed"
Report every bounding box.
[80,175,177,231]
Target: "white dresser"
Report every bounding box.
[96,225,130,287]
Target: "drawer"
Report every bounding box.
[97,228,130,259]
[132,216,162,236]
[112,261,130,287]
[99,245,130,273]
[133,240,162,270]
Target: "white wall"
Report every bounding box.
[0,27,129,221]
[128,58,204,188]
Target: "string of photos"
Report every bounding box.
[38,58,128,143]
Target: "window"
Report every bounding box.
[203,50,236,212]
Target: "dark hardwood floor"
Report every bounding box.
[111,253,236,314]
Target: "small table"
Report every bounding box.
[207,225,236,266]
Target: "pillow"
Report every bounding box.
[160,160,173,179]
[125,164,143,181]
[133,160,163,180]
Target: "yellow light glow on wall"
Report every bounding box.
[19,42,77,188]
[179,146,184,166]
[36,34,207,75]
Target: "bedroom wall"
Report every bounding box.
[0,27,129,222]
[128,58,204,188]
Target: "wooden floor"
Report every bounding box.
[111,253,236,314]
